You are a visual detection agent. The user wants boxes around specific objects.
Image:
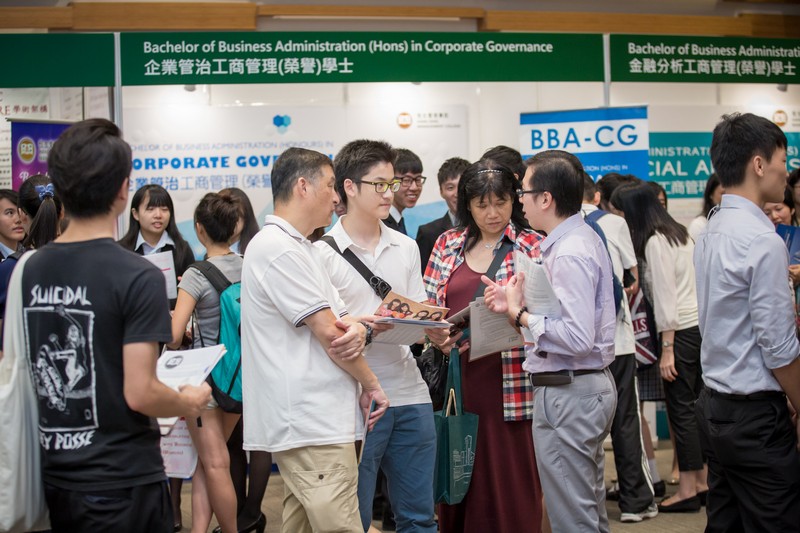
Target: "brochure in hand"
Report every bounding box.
[156,345,226,435]
[372,291,450,345]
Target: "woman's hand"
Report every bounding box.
[660,347,678,382]
[789,264,800,287]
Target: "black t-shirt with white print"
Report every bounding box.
[21,238,172,490]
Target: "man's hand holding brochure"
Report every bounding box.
[156,345,226,435]
[482,252,561,345]
[368,291,450,346]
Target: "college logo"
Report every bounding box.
[397,112,413,129]
[17,136,35,164]
[165,355,183,369]
[273,114,291,134]
[773,109,788,127]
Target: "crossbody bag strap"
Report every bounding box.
[319,235,392,299]
[472,240,513,301]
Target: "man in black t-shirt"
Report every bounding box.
[13,119,211,532]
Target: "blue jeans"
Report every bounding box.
[357,403,437,532]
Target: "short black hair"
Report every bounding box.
[394,148,423,175]
[596,172,640,211]
[456,159,529,252]
[524,150,584,218]
[582,172,597,202]
[271,147,332,204]
[333,139,396,207]
[437,157,470,187]
[710,112,787,189]
[47,118,132,219]
[482,145,526,179]
[0,189,19,207]
[700,173,722,217]
[194,191,241,244]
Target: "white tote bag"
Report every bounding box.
[0,251,50,533]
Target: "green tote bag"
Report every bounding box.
[434,347,479,505]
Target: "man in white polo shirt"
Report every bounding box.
[241,147,389,532]
[316,140,450,532]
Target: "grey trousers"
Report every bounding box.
[532,368,617,533]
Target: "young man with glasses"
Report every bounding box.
[484,150,617,533]
[383,148,426,235]
[316,139,449,532]
[416,157,469,273]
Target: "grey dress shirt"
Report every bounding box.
[694,194,800,394]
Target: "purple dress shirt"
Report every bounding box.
[521,214,616,373]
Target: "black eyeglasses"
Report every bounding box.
[360,179,402,193]
[516,189,544,199]
[397,176,427,188]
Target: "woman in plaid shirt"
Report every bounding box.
[424,159,545,533]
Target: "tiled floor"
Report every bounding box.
[180,440,706,532]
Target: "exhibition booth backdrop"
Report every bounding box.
[2,31,800,247]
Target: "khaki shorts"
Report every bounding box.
[273,443,361,533]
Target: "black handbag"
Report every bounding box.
[416,240,513,410]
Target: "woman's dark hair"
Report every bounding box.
[19,174,62,249]
[118,184,194,275]
[456,159,529,252]
[780,184,797,225]
[789,168,800,189]
[700,174,722,217]
[610,183,689,258]
[221,187,259,254]
[194,191,241,244]
[646,181,668,209]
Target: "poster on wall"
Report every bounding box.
[124,103,469,249]
[519,106,650,182]
[0,88,51,188]
[347,105,468,237]
[10,120,72,190]
[124,105,346,254]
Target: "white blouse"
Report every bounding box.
[644,232,699,333]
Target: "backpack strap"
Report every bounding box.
[191,260,232,295]
[189,260,233,347]
[319,235,392,299]
[584,209,608,225]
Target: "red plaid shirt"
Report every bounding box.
[423,223,543,421]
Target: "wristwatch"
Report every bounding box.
[662,340,673,348]
[360,321,374,346]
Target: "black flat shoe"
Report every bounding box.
[173,523,182,532]
[653,480,666,498]
[697,490,708,506]
[658,495,701,513]
[240,513,267,533]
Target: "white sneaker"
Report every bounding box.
[620,503,659,523]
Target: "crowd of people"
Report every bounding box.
[0,112,798,533]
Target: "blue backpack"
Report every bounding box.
[584,210,624,316]
[191,261,243,413]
